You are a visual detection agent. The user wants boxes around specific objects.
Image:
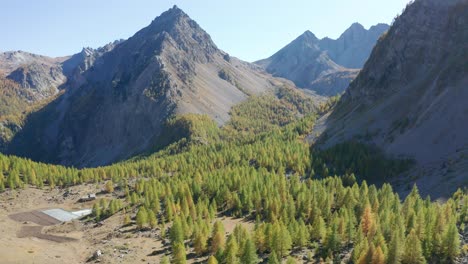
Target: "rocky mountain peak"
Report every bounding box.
[297,30,319,43]
[348,22,365,31]
[132,6,218,63]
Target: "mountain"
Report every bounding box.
[255,23,389,96]
[319,22,390,68]
[0,51,68,101]
[5,5,309,167]
[316,0,468,196]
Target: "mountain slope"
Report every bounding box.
[317,0,468,196]
[255,23,388,96]
[6,6,308,167]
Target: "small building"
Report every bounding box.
[79,193,96,202]
[42,208,92,222]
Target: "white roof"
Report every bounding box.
[42,208,92,222]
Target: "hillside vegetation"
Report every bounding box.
[0,92,465,263]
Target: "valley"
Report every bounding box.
[0,0,467,263]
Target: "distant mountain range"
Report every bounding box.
[1,6,320,167]
[316,0,468,196]
[256,23,389,96]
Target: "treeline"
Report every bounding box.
[311,141,414,183]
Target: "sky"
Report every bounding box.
[0,0,412,62]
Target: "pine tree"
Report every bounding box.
[271,222,292,258]
[193,230,208,256]
[148,209,157,228]
[441,221,460,262]
[387,232,403,264]
[211,221,226,254]
[123,214,131,225]
[136,206,148,229]
[105,180,114,193]
[170,217,185,246]
[401,229,426,264]
[325,222,341,256]
[172,242,187,264]
[93,202,102,221]
[224,235,240,264]
[372,246,385,264]
[268,251,280,264]
[361,205,374,237]
[207,255,219,264]
[241,238,258,264]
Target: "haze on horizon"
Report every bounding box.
[0,0,412,62]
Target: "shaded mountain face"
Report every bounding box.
[6,6,299,167]
[318,0,468,196]
[255,23,388,96]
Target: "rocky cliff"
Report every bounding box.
[318,0,468,196]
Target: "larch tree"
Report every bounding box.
[241,238,258,264]
[170,217,185,246]
[136,206,148,229]
[207,255,219,264]
[172,242,187,264]
[401,229,426,264]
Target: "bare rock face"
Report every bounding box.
[255,23,388,96]
[0,51,69,101]
[319,0,468,197]
[319,23,390,69]
[6,5,297,167]
[7,62,66,101]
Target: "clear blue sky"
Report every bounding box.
[0,0,411,62]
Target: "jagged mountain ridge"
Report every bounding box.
[5,6,309,167]
[317,0,468,196]
[255,23,389,96]
[319,22,390,68]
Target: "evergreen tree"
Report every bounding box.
[105,180,114,193]
[136,206,148,229]
[224,235,240,264]
[441,221,460,262]
[170,217,185,246]
[268,252,280,264]
[387,232,403,264]
[271,222,292,258]
[241,238,258,264]
[211,221,226,254]
[324,222,341,256]
[372,246,385,264]
[92,202,102,221]
[123,214,131,225]
[193,230,208,256]
[207,256,219,264]
[401,229,426,264]
[148,209,157,228]
[172,242,187,264]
